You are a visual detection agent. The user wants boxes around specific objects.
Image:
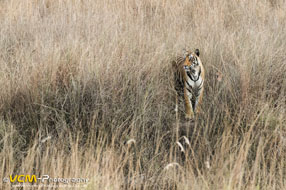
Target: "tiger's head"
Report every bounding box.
[183,49,201,81]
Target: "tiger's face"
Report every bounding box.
[183,49,201,81]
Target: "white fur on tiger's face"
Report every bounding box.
[173,49,205,119]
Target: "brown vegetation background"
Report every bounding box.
[0,0,286,189]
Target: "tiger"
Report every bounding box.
[173,49,205,119]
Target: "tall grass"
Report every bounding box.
[0,0,286,189]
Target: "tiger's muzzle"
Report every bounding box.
[184,65,200,81]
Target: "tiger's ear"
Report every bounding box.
[183,49,188,59]
[195,49,200,57]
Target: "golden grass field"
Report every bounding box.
[0,0,286,189]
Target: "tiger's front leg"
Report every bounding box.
[194,88,204,115]
[184,87,194,119]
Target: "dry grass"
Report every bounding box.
[0,0,286,189]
